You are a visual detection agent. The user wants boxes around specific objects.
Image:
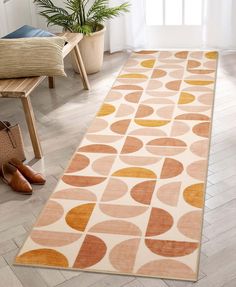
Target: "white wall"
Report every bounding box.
[0,0,109,50]
[0,0,36,36]
[0,0,7,36]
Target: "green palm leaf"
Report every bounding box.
[34,0,130,34]
[88,3,130,23]
[34,0,69,16]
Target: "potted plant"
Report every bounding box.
[34,0,130,74]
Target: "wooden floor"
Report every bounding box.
[0,50,236,287]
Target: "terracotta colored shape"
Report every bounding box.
[146,208,173,236]
[73,235,106,268]
[145,239,198,257]
[131,180,156,205]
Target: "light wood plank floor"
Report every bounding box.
[1,51,236,287]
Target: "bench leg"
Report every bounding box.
[48,77,55,89]
[21,97,43,159]
[74,45,91,90]
[71,49,83,75]
[71,52,81,74]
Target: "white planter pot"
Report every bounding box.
[77,26,106,75]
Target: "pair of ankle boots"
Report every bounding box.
[0,158,46,195]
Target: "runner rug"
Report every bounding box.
[15,50,218,281]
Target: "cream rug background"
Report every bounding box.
[15,50,218,281]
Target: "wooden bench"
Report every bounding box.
[0,32,90,159]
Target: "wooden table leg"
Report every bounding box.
[48,77,55,89]
[74,45,91,90]
[71,49,83,76]
[21,97,43,159]
[70,51,81,74]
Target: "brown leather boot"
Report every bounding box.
[9,158,46,185]
[0,163,32,194]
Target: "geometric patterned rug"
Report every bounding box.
[15,50,218,281]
